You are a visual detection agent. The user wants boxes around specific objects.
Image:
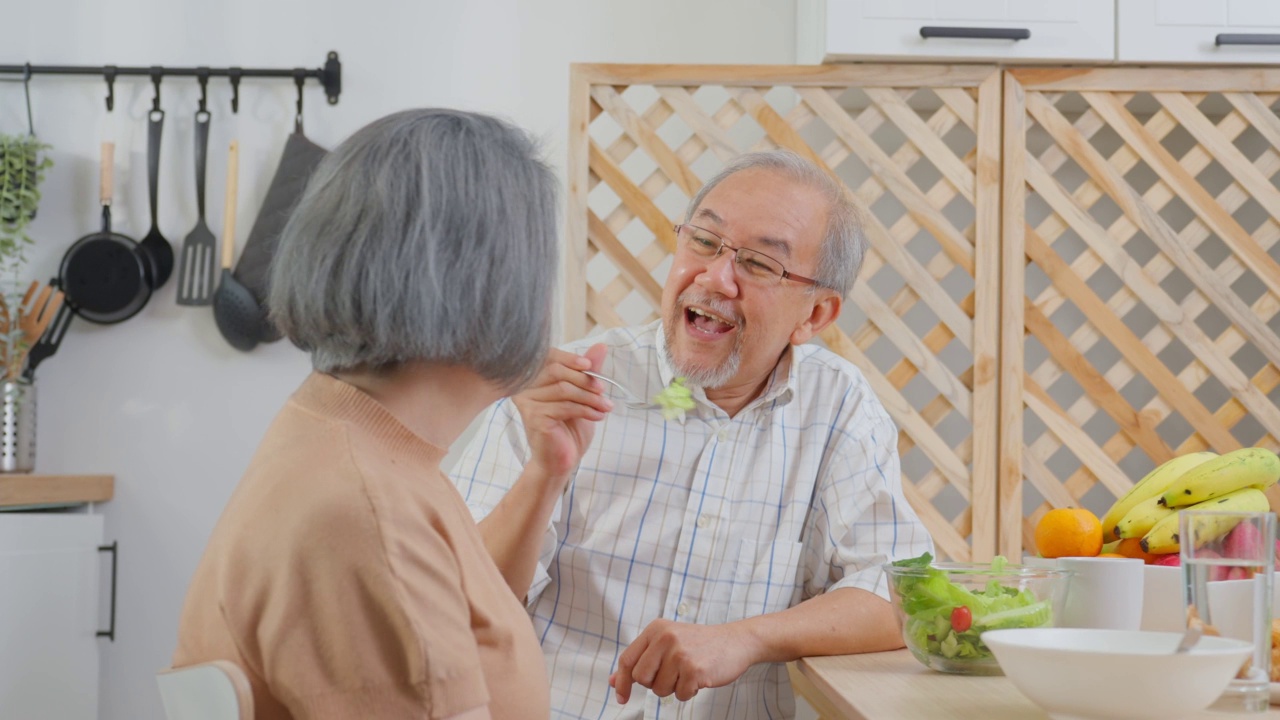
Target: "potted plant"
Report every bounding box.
[0,132,51,376]
[0,130,51,472]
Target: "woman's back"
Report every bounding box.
[174,373,550,719]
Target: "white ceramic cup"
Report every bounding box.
[1058,556,1145,630]
[1140,564,1184,632]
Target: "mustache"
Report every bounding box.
[677,290,743,326]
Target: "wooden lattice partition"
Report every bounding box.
[1002,68,1280,557]
[567,64,1002,561]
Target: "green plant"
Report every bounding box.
[0,133,52,381]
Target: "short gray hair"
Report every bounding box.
[269,108,559,389]
[684,150,865,296]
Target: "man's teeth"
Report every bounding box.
[690,307,734,326]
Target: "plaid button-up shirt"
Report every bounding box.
[452,321,933,719]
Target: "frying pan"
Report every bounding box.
[59,143,152,324]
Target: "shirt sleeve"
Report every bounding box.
[802,390,934,603]
[450,399,559,606]
[245,488,491,719]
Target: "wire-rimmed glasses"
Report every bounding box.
[674,223,818,287]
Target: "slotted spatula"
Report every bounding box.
[177,109,217,305]
[21,278,72,382]
[13,281,64,373]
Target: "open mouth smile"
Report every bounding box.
[685,305,738,337]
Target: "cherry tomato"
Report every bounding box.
[950,606,972,633]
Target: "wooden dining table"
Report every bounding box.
[788,649,1280,720]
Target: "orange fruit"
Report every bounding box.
[1034,508,1104,559]
[1097,553,1127,558]
[1113,537,1161,564]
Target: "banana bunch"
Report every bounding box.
[1100,451,1217,539]
[1140,487,1270,554]
[1102,447,1280,556]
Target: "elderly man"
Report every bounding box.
[453,150,933,719]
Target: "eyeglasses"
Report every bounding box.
[674,224,818,287]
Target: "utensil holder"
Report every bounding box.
[0,380,36,473]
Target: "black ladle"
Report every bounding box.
[212,140,268,351]
[139,84,173,288]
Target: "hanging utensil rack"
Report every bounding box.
[0,51,341,111]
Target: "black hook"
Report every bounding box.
[229,67,242,114]
[22,63,33,135]
[103,65,117,112]
[293,69,306,132]
[196,67,209,114]
[149,66,163,121]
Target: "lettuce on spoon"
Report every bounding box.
[653,377,695,423]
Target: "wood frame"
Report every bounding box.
[567,63,1002,561]
[1001,66,1280,555]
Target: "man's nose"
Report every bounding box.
[695,249,740,298]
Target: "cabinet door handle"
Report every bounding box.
[920,26,1031,41]
[97,542,117,642]
[1216,33,1280,46]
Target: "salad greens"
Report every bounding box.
[653,377,696,422]
[890,552,1052,663]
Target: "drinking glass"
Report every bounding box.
[1181,510,1276,713]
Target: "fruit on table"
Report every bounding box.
[1153,553,1181,567]
[1114,495,1176,540]
[1157,447,1280,508]
[1113,537,1163,564]
[1096,447,1280,561]
[1100,451,1217,539]
[1034,508,1103,559]
[1140,487,1271,554]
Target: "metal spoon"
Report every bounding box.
[582,370,662,410]
[1173,623,1203,654]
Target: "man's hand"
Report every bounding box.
[513,343,611,489]
[609,620,762,703]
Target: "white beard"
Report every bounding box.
[663,290,745,389]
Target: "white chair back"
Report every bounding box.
[157,661,254,720]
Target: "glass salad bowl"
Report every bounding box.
[883,554,1071,676]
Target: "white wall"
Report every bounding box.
[8,2,800,719]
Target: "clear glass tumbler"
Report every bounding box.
[1181,510,1276,713]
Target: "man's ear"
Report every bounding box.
[789,291,842,345]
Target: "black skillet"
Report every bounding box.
[59,142,152,324]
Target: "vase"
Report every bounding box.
[0,380,36,473]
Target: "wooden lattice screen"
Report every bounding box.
[567,64,1002,561]
[1002,68,1280,556]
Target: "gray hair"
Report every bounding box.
[684,150,865,296]
[269,108,559,389]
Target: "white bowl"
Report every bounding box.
[982,628,1252,720]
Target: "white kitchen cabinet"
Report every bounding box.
[797,0,1116,64]
[1119,0,1280,64]
[0,512,110,720]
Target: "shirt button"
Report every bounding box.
[717,430,728,441]
[677,601,691,616]
[696,514,711,528]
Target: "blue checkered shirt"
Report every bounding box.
[452,321,933,719]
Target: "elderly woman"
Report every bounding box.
[172,109,559,720]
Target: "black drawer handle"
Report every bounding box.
[1216,33,1280,46]
[97,541,117,642]
[920,26,1031,41]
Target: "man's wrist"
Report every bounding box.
[733,615,784,665]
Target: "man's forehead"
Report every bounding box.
[692,179,827,257]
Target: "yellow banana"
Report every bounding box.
[1158,447,1280,508]
[1100,451,1217,539]
[1140,487,1271,554]
[1114,495,1176,539]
